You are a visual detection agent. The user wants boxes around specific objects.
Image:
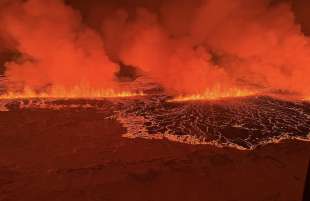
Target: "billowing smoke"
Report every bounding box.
[0,0,117,91]
[101,0,310,95]
[1,0,310,96]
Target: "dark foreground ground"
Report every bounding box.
[0,108,310,201]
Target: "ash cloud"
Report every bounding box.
[1,0,310,96]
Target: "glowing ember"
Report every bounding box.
[170,88,256,102]
[0,86,143,100]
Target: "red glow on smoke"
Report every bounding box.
[0,0,310,100]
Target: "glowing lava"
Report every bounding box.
[0,86,143,100]
[170,88,256,102]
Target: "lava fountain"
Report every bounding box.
[169,87,257,102]
[0,85,143,100]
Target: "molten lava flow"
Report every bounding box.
[170,87,256,102]
[0,86,143,100]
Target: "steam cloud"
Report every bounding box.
[0,0,310,95]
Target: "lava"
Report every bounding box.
[0,86,143,100]
[169,87,256,102]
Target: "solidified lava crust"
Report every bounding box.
[1,95,310,149]
[118,96,310,149]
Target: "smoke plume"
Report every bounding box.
[0,0,117,91]
[1,0,310,96]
